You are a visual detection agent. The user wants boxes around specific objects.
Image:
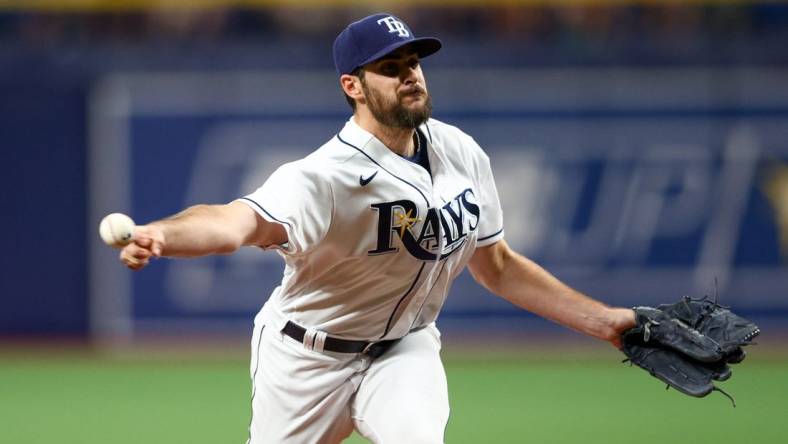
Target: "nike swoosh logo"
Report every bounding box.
[359,170,378,186]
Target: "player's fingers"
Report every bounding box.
[142,235,165,257]
[134,225,165,257]
[134,231,153,248]
[128,260,148,271]
[120,254,139,270]
[122,242,153,260]
[119,248,136,265]
[124,256,149,271]
[150,238,165,257]
[131,246,153,260]
[126,260,145,271]
[119,248,149,270]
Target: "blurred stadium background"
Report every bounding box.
[2,1,788,443]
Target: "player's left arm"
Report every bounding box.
[467,239,635,348]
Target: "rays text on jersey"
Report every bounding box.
[368,188,480,260]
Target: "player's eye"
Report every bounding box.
[380,63,399,76]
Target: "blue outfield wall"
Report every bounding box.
[2,42,788,337]
[0,75,89,335]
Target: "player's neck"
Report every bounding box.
[353,114,417,157]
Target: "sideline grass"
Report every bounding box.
[2,350,786,443]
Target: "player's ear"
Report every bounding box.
[340,74,364,104]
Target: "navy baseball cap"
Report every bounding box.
[333,13,442,75]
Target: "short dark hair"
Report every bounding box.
[343,67,365,110]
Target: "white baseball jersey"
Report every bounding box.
[238,117,504,341]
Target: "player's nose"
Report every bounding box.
[401,66,418,85]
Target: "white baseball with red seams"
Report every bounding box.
[98,213,136,247]
[237,117,504,443]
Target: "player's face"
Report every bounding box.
[360,47,432,129]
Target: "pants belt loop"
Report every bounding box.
[303,328,318,351]
[313,331,328,353]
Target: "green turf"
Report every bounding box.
[2,353,786,443]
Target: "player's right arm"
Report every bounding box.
[120,201,287,271]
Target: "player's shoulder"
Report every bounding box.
[310,132,365,162]
[264,155,335,204]
[424,118,489,161]
[424,117,465,139]
[271,135,358,182]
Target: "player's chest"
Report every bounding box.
[330,162,479,261]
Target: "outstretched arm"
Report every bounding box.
[467,239,635,348]
[120,201,287,271]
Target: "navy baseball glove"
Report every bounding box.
[620,296,760,406]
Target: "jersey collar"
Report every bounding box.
[338,117,432,167]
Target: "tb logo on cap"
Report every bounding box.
[377,16,410,38]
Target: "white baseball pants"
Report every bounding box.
[246,303,450,444]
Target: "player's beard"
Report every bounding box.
[362,82,432,129]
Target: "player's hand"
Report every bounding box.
[120,224,165,271]
[606,308,637,349]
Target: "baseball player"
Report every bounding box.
[119,13,636,444]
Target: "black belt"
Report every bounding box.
[282,321,402,359]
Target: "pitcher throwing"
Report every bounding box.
[118,13,636,444]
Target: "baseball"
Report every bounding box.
[99,213,136,247]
